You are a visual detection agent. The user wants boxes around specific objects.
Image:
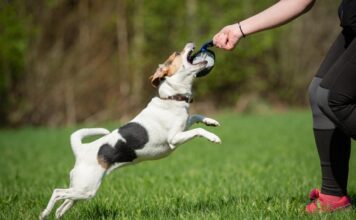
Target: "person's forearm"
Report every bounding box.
[239,0,315,36]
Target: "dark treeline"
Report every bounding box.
[0,0,339,126]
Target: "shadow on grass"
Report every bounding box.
[348,193,356,209]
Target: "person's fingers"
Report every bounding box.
[226,34,238,50]
[213,32,227,48]
[213,34,220,47]
[218,34,228,48]
[225,43,234,50]
[213,25,238,50]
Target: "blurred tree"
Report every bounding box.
[0,1,30,125]
[130,0,145,106]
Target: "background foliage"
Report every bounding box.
[0,0,340,126]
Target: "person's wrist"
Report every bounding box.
[231,23,243,40]
[237,22,246,38]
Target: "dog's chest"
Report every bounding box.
[134,98,190,134]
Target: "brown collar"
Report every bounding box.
[160,94,193,103]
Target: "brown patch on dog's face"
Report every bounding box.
[149,52,183,87]
[97,155,109,169]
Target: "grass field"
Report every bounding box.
[1,111,356,220]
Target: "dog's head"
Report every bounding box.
[149,43,208,89]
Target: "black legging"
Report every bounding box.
[308,31,356,196]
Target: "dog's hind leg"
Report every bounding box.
[55,199,74,219]
[40,188,71,220]
[40,187,98,220]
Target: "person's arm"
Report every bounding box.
[213,0,316,50]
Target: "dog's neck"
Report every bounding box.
[158,77,193,101]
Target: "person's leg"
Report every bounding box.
[313,129,351,196]
[308,32,352,197]
[318,32,356,139]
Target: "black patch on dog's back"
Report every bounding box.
[118,122,149,149]
[97,122,149,168]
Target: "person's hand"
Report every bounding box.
[213,23,243,51]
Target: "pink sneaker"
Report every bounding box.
[306,189,351,213]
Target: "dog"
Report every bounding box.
[39,43,221,219]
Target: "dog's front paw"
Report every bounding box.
[202,118,220,127]
[205,132,222,144]
[209,134,222,144]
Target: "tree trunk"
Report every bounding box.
[186,0,197,38]
[116,0,130,111]
[130,0,145,106]
[65,80,76,126]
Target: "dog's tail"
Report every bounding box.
[70,128,110,155]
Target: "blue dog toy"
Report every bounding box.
[191,40,215,77]
[200,40,214,52]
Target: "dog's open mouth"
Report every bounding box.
[187,48,208,65]
[186,45,215,77]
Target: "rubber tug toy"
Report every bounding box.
[190,40,215,77]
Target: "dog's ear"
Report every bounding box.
[149,65,169,87]
[149,52,180,87]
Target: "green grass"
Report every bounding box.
[1,111,356,219]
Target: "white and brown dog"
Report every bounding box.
[39,43,221,219]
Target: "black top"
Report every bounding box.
[339,0,356,35]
